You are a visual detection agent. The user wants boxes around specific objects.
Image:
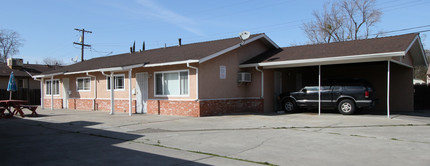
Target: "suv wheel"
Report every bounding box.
[338,99,356,115]
[283,100,296,113]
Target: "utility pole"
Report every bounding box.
[73,28,92,61]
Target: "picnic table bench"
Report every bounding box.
[20,105,39,117]
[0,106,6,118]
[0,100,39,118]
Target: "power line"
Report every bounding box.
[381,0,430,12]
[73,28,92,61]
[377,25,430,35]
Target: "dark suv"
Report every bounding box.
[279,79,375,115]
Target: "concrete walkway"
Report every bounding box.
[1,109,429,166]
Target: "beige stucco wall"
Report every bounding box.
[392,52,414,67]
[42,64,198,103]
[390,62,414,111]
[42,75,65,100]
[133,64,197,100]
[199,40,271,99]
[263,69,275,112]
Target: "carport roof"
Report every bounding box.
[241,33,427,68]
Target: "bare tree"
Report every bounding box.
[302,0,381,44]
[341,0,381,40]
[414,49,430,81]
[303,3,345,43]
[0,29,23,62]
[43,57,64,66]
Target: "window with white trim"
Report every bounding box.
[45,79,60,95]
[77,77,91,91]
[155,70,188,96]
[107,75,125,90]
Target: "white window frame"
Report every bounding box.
[45,79,60,96]
[76,77,91,92]
[106,74,125,91]
[154,69,190,97]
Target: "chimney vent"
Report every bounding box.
[7,58,23,69]
[178,38,182,46]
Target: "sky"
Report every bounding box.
[1,0,430,65]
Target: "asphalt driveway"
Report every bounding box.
[1,109,429,166]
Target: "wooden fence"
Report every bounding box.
[414,85,430,110]
[0,89,41,105]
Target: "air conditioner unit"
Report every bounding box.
[237,72,251,83]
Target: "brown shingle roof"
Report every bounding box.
[41,34,263,75]
[242,33,418,65]
[0,63,62,77]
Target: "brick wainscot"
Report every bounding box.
[67,99,137,113]
[147,99,264,117]
[43,99,63,109]
[44,98,262,116]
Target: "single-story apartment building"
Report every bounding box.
[34,33,427,117]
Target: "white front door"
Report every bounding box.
[136,72,148,114]
[62,78,69,109]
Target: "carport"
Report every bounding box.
[240,33,427,118]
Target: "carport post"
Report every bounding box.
[110,72,114,115]
[51,75,54,110]
[128,69,132,116]
[318,65,321,116]
[41,78,44,109]
[387,61,390,119]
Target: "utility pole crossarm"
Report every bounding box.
[73,28,92,62]
[74,28,92,33]
[73,42,91,47]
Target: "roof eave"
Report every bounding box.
[144,59,199,67]
[405,35,428,68]
[239,51,405,69]
[32,72,64,79]
[42,60,200,76]
[199,34,279,63]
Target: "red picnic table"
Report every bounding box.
[0,100,38,118]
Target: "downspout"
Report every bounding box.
[86,72,97,111]
[51,75,54,110]
[101,71,114,115]
[128,69,132,116]
[187,62,199,100]
[255,66,264,99]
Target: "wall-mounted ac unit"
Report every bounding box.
[237,72,251,83]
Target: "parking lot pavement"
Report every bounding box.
[1,109,430,166]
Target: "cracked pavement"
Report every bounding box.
[1,109,430,166]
